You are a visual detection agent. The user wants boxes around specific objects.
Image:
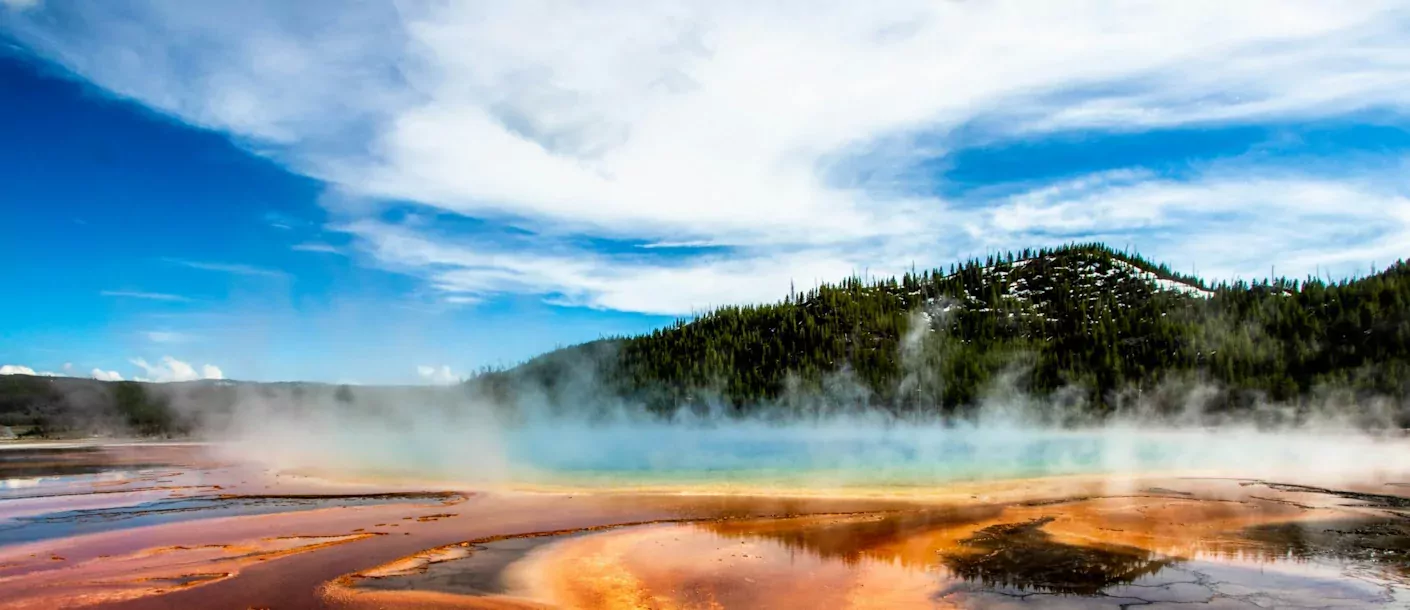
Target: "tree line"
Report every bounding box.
[492,243,1409,420]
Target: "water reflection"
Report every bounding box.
[699,506,1004,567]
[939,516,1174,595]
[1238,518,1410,578]
[697,510,1180,595]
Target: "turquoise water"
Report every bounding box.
[238,419,1410,489]
[503,426,1133,486]
[486,423,1396,488]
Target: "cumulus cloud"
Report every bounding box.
[91,368,123,381]
[0,364,60,376]
[130,356,225,383]
[416,365,460,385]
[3,360,216,383]
[7,2,1410,313]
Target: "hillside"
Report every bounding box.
[4,243,1409,436]
[493,244,1410,418]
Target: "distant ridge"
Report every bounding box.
[4,243,1409,434]
[502,243,1409,416]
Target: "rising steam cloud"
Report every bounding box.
[199,346,1410,495]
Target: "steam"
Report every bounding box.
[84,297,1397,493]
[195,354,1410,493]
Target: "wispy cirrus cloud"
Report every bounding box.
[345,219,876,315]
[340,162,1410,312]
[0,0,40,12]
[972,166,1410,283]
[6,1,1409,314]
[101,290,192,302]
[144,331,196,344]
[263,211,299,230]
[166,259,287,278]
[290,242,343,254]
[441,295,483,306]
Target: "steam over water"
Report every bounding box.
[504,424,1410,488]
[225,411,1410,490]
[507,425,1404,486]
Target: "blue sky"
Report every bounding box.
[1,1,1408,384]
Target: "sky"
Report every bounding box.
[1,1,1408,384]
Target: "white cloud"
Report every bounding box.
[264,211,302,230]
[144,331,194,344]
[347,220,889,314]
[129,356,225,383]
[975,167,1410,282]
[91,368,123,381]
[341,162,1410,312]
[167,259,287,278]
[0,0,40,12]
[7,2,1410,312]
[4,360,217,383]
[291,242,343,254]
[416,365,460,385]
[0,364,58,376]
[101,290,192,302]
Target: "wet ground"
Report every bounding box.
[0,443,206,480]
[2,443,1410,608]
[359,486,1410,609]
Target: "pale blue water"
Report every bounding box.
[242,419,1404,488]
[489,424,1266,487]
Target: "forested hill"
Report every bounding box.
[493,244,1410,418]
[3,243,1408,437]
